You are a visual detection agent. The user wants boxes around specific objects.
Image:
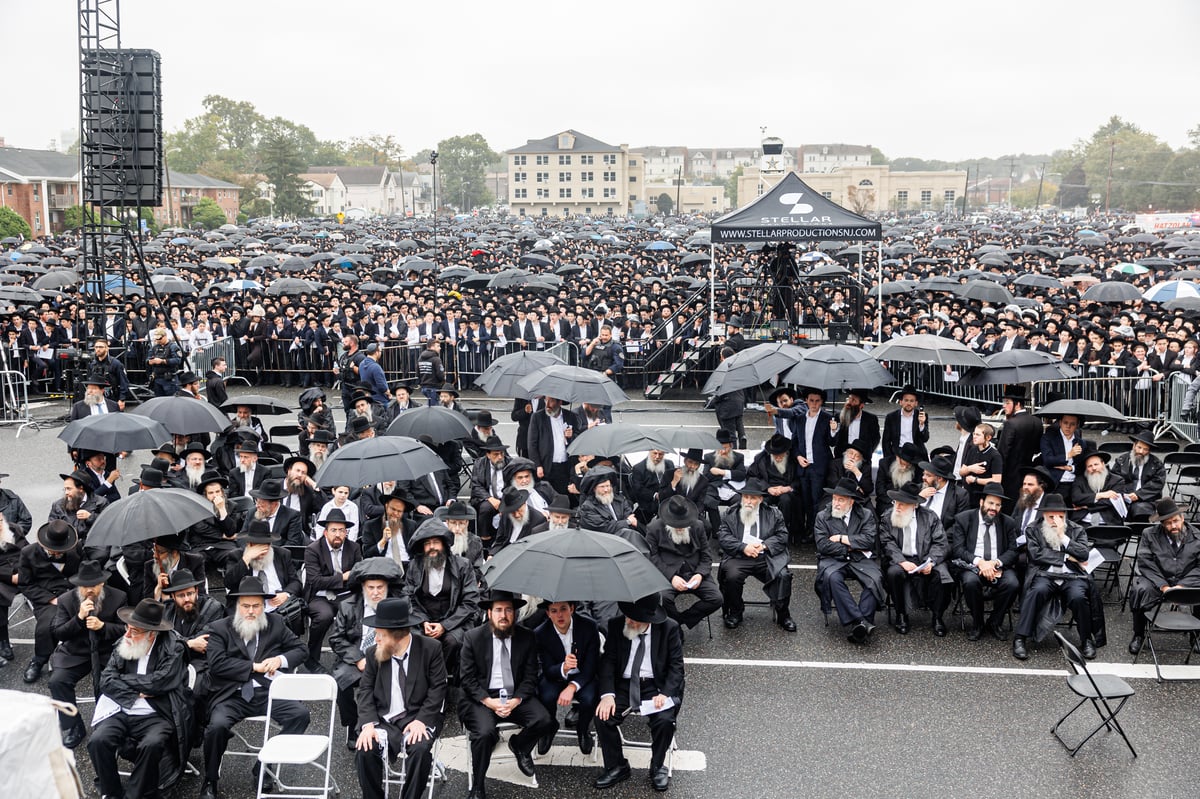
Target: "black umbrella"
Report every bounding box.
[384,405,474,443]
[132,396,232,435]
[86,488,217,548]
[58,413,171,453]
[220,394,292,415]
[459,273,493,290]
[437,265,475,281]
[313,435,448,488]
[780,344,894,390]
[519,253,553,268]
[567,423,672,456]
[475,350,566,397]
[960,350,1080,385]
[1012,273,1064,290]
[487,269,534,289]
[1082,281,1143,304]
[1034,398,1126,423]
[517,365,629,406]
[701,343,806,396]
[481,528,670,601]
[956,279,1013,304]
[870,335,988,368]
[151,275,199,294]
[659,428,720,450]
[358,281,391,293]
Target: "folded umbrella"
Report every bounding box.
[86,488,217,548]
[58,413,171,454]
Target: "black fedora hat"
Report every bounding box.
[363,596,414,630]
[70,558,111,586]
[498,486,529,514]
[234,440,260,455]
[178,371,201,386]
[845,387,873,404]
[1151,497,1185,523]
[738,478,770,496]
[197,469,228,490]
[239,519,280,544]
[162,568,205,594]
[1082,450,1112,465]
[474,411,496,428]
[844,439,872,459]
[766,386,795,405]
[886,482,925,506]
[715,429,734,445]
[151,442,178,460]
[81,374,110,387]
[250,478,287,501]
[1039,493,1070,513]
[981,484,1009,502]
[618,592,667,624]
[59,469,97,491]
[153,533,190,552]
[953,405,982,431]
[443,500,476,521]
[502,457,536,484]
[317,507,355,529]
[37,519,78,551]
[227,575,278,598]
[479,435,509,452]
[682,447,705,463]
[1001,385,1029,402]
[1019,464,1055,487]
[765,433,791,455]
[381,486,413,507]
[308,428,337,444]
[581,466,618,494]
[480,589,526,610]
[897,384,921,400]
[658,495,699,528]
[545,494,577,516]
[347,415,373,436]
[283,454,316,476]
[824,476,863,500]
[179,442,210,460]
[896,442,924,464]
[438,383,460,397]
[117,598,174,632]
[1130,431,1159,448]
[918,455,956,482]
[137,466,166,489]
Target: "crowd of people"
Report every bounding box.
[2,209,1200,798]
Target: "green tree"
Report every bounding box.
[1151,149,1200,211]
[259,125,313,219]
[1056,163,1089,208]
[0,207,32,239]
[345,135,405,169]
[435,134,497,212]
[1053,116,1173,211]
[656,193,674,214]
[202,95,265,158]
[191,197,227,230]
[869,146,888,165]
[724,165,743,207]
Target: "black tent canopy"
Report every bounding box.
[710,172,882,243]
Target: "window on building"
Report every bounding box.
[34,212,41,231]
[897,190,908,207]
[581,188,594,198]
[33,187,39,201]
[536,155,549,165]
[559,188,572,198]
[920,189,932,208]
[558,172,571,182]
[822,191,832,199]
[603,154,616,165]
[585,207,592,214]
[536,188,549,199]
[580,171,593,182]
[603,171,616,182]
[514,172,527,183]
[944,189,956,203]
[629,176,637,183]
[558,155,571,165]
[514,188,527,199]
[536,172,549,183]
[629,159,637,166]
[513,155,527,166]
[580,155,593,165]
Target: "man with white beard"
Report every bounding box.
[504,457,556,519]
[493,487,547,554]
[67,374,120,420]
[532,494,578,534]
[1065,451,1129,526]
[227,440,264,498]
[821,439,875,511]
[201,576,310,799]
[702,430,747,514]
[578,468,640,539]
[1011,494,1095,661]
[716,479,795,632]
[88,598,187,799]
[881,483,951,637]
[330,560,403,750]
[874,442,923,507]
[646,496,724,630]
[814,478,884,644]
[307,428,336,469]
[179,442,210,490]
[222,520,302,614]
[1110,431,1167,521]
[629,448,675,526]
[0,513,24,662]
[748,434,800,535]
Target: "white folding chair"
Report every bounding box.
[381,730,446,799]
[618,710,679,777]
[467,721,537,789]
[255,673,340,799]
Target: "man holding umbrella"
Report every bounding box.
[716,478,796,632]
[68,374,120,420]
[997,386,1043,511]
[528,395,579,495]
[593,592,684,793]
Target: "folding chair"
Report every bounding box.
[1086,525,1133,601]
[381,729,446,799]
[1137,586,1200,682]
[617,711,679,778]
[263,441,295,461]
[270,424,302,441]
[467,722,538,789]
[1051,631,1137,758]
[256,673,340,799]
[1162,452,1200,491]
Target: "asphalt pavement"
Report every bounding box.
[2,386,1198,798]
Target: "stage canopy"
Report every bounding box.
[710,172,882,244]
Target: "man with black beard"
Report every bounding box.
[143,533,207,603]
[1127,498,1200,656]
[646,496,724,630]
[629,448,675,527]
[304,508,363,672]
[717,479,795,632]
[948,486,1021,641]
[282,454,322,538]
[0,513,26,662]
[88,598,188,799]
[49,469,107,559]
[201,576,310,799]
[1111,431,1167,521]
[1012,494,1095,661]
[916,455,970,531]
[874,443,923,507]
[354,597,448,799]
[881,483,951,637]
[832,388,880,458]
[405,520,480,679]
[162,568,224,686]
[459,591,555,798]
[18,521,82,684]
[49,559,128,748]
[1066,451,1128,526]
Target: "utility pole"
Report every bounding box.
[675,165,682,215]
[1105,139,1115,213]
[1007,157,1017,207]
[1034,162,1047,209]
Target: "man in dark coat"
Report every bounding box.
[1111,431,1167,521]
[592,593,684,793]
[711,347,746,448]
[997,386,1044,513]
[628,448,676,526]
[1065,451,1129,526]
[821,439,875,513]
[716,479,795,632]
[917,454,972,532]
[577,467,640,539]
[880,481,952,636]
[948,485,1022,641]
[303,508,363,671]
[526,396,580,495]
[0,511,27,661]
[200,576,310,799]
[88,599,190,799]
[240,477,305,546]
[468,436,511,547]
[748,433,800,534]
[1127,498,1200,656]
[814,478,884,644]
[18,521,82,683]
[491,487,548,554]
[646,496,724,630]
[49,469,107,559]
[0,473,33,537]
[48,559,128,747]
[204,357,229,407]
[222,520,302,613]
[161,568,224,688]
[533,600,602,755]
[353,597,448,799]
[1039,414,1090,489]
[832,388,881,458]
[141,532,207,603]
[404,520,480,678]
[68,374,121,420]
[458,591,556,797]
[880,385,929,470]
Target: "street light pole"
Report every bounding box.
[1105,139,1115,213]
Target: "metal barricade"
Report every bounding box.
[546,340,579,368]
[880,362,1006,408]
[1030,374,1166,429]
[1165,372,1198,442]
[189,336,238,379]
[0,369,38,436]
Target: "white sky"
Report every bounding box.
[3,0,1197,162]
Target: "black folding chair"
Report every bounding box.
[1051,631,1137,758]
[1086,525,1133,601]
[1137,586,1200,682]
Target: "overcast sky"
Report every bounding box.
[4,0,1197,163]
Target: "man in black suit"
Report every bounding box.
[354,597,448,799]
[628,449,675,527]
[200,576,310,799]
[997,386,1044,512]
[1111,431,1167,521]
[949,485,1021,641]
[526,396,579,495]
[1039,414,1089,489]
[880,483,951,636]
[880,384,929,470]
[49,559,128,748]
[18,521,82,683]
[458,591,555,799]
[533,600,602,755]
[223,520,302,614]
[161,568,224,692]
[227,441,266,499]
[68,375,121,420]
[468,436,511,546]
[717,479,795,632]
[240,478,305,546]
[917,454,971,531]
[88,599,189,799]
[282,454,322,538]
[832,388,881,458]
[88,337,130,408]
[304,508,363,672]
[491,487,547,554]
[788,387,836,542]
[405,520,480,678]
[142,532,207,603]
[593,593,684,793]
[205,357,229,407]
[646,496,724,630]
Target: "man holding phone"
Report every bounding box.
[533,600,602,755]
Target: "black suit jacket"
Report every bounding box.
[356,633,447,734]
[881,408,929,465]
[239,506,305,547]
[18,545,82,606]
[459,623,540,705]
[534,614,601,693]
[222,545,302,605]
[303,538,363,602]
[228,466,266,499]
[948,509,1019,569]
[51,586,129,669]
[597,616,684,705]
[833,409,881,458]
[206,612,308,705]
[998,410,1043,500]
[68,398,121,421]
[527,409,581,475]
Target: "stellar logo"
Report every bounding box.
[779,193,814,215]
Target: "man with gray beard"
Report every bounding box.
[874,443,923,508]
[1065,451,1128,526]
[532,495,578,534]
[814,478,884,644]
[201,576,310,799]
[0,512,26,662]
[822,439,875,512]
[1012,494,1095,661]
[179,442,210,490]
[88,598,188,799]
[629,448,675,526]
[646,496,723,630]
[222,520,302,614]
[748,434,800,536]
[881,483,951,636]
[717,479,795,632]
[578,468,640,539]
[1111,431,1167,521]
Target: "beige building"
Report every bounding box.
[798,143,873,174]
[738,165,967,215]
[644,183,727,214]
[506,130,640,217]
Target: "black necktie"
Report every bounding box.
[983,521,994,561]
[392,654,408,708]
[629,634,647,708]
[241,635,259,700]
